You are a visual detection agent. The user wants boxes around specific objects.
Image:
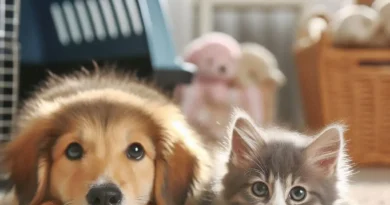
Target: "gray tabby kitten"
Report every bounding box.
[214,109,351,205]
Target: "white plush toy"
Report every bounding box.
[297,4,329,46]
[296,0,355,48]
[372,0,390,41]
[329,4,383,47]
[236,43,286,125]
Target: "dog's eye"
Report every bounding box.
[126,143,144,160]
[65,142,84,160]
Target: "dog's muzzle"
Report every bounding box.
[86,183,123,205]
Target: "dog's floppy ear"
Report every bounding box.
[154,142,197,205]
[4,118,56,205]
[154,120,210,205]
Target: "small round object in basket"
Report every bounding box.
[329,4,382,47]
[372,0,390,40]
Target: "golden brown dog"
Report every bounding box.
[2,68,212,205]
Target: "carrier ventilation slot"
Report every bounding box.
[50,0,144,46]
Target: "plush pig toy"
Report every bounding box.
[183,32,241,103]
[174,32,242,137]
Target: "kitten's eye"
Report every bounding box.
[126,143,144,160]
[251,182,269,197]
[290,186,307,202]
[65,142,84,160]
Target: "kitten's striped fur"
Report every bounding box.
[212,109,351,205]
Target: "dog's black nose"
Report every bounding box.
[86,184,122,205]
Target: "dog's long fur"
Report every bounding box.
[2,68,213,205]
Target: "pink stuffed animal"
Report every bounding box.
[184,32,241,102]
[175,32,262,138]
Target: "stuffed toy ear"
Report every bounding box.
[183,32,242,65]
[199,32,242,59]
[183,38,205,65]
[228,109,265,167]
[4,119,55,205]
[304,124,346,176]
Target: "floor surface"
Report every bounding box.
[347,168,390,205]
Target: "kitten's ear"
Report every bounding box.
[304,124,346,176]
[228,109,265,167]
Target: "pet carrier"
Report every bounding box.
[0,0,20,142]
[0,0,192,142]
[18,0,193,105]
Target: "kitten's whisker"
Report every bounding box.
[244,167,264,178]
[247,197,262,205]
[309,151,339,163]
[64,200,74,205]
[250,157,266,173]
[135,195,151,204]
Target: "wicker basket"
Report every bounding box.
[295,32,390,166]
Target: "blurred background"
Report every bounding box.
[167,0,306,129]
[1,0,390,203]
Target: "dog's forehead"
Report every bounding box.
[50,100,160,161]
[53,100,162,140]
